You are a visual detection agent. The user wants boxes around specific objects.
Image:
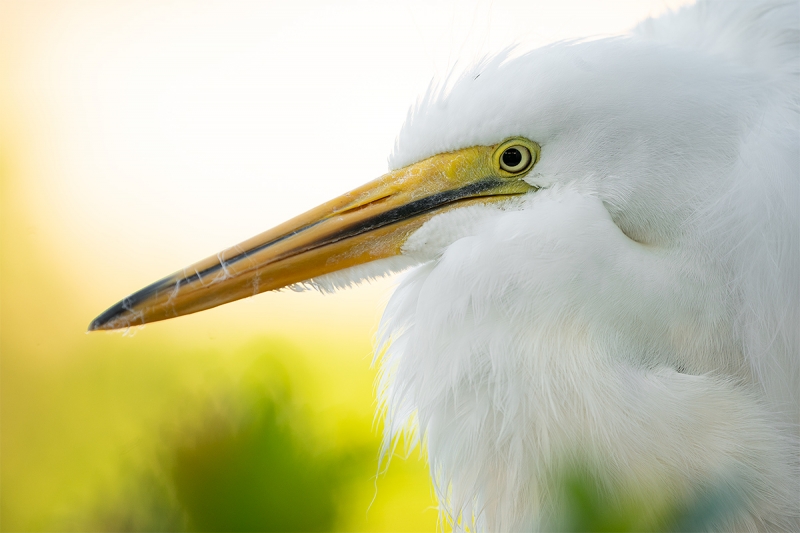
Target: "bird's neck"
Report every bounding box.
[377,192,798,531]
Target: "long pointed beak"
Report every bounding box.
[89,142,536,331]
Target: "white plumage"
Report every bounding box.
[364,1,798,530]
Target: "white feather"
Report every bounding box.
[366,0,799,530]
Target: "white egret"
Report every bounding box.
[90,0,799,530]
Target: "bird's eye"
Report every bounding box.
[499,145,532,173]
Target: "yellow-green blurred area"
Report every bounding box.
[2,164,438,531]
[2,164,439,532]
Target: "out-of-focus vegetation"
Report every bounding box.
[3,332,439,532]
[2,318,438,532]
[67,340,414,532]
[1,300,439,531]
[549,464,741,532]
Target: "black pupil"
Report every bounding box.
[502,148,523,168]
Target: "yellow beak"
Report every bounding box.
[89,141,537,331]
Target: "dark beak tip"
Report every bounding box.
[87,299,131,332]
[87,317,108,332]
[87,315,111,332]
